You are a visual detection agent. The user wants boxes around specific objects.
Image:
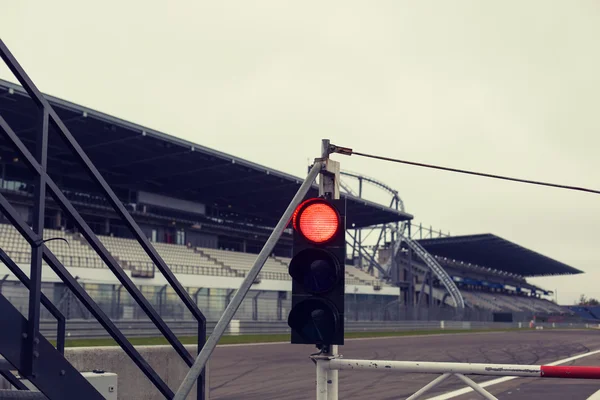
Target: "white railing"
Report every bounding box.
[313,350,600,400]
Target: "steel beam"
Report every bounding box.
[22,108,49,377]
[173,161,322,400]
[346,231,388,278]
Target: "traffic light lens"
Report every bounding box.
[287,298,339,344]
[296,202,339,244]
[289,248,341,294]
[306,259,337,293]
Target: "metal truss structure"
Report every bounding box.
[339,171,464,309]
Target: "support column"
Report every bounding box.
[24,107,49,377]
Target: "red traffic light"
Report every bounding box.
[292,198,340,244]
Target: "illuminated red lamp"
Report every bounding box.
[292,198,340,244]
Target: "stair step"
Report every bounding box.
[0,294,104,399]
[0,390,47,399]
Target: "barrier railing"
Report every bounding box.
[313,354,600,400]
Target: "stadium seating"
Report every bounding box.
[272,255,389,286]
[456,289,566,313]
[0,224,104,268]
[197,247,289,281]
[0,223,572,310]
[436,256,526,284]
[0,224,380,284]
[99,236,239,278]
[569,306,599,320]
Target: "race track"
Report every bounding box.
[208,329,600,399]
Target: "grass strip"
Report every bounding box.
[52,328,536,348]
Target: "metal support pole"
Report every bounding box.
[417,272,428,308]
[318,139,340,400]
[429,272,434,307]
[455,374,498,400]
[0,161,4,189]
[0,250,66,354]
[0,274,7,292]
[194,288,203,305]
[406,373,452,400]
[326,345,338,400]
[407,245,414,307]
[346,231,388,278]
[158,284,167,317]
[173,161,322,400]
[356,177,363,268]
[252,291,263,321]
[24,107,49,377]
[316,359,328,400]
[277,291,284,320]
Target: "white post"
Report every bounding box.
[319,139,340,400]
[316,359,328,400]
[327,345,339,400]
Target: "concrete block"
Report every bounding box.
[66,345,202,400]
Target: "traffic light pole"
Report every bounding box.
[318,139,340,400]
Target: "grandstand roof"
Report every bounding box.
[0,79,412,228]
[417,234,583,277]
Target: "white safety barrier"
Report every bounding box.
[313,355,600,400]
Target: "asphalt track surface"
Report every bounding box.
[208,330,600,399]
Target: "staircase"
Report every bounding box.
[0,39,206,399]
[194,248,244,277]
[0,294,103,399]
[401,236,465,308]
[271,255,290,269]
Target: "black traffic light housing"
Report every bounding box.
[287,197,346,346]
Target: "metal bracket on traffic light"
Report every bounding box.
[309,346,344,365]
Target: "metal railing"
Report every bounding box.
[0,39,206,399]
[408,222,451,239]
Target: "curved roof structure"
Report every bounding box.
[0,79,412,229]
[417,234,582,277]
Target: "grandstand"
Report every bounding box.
[0,77,584,323]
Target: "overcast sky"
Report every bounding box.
[2,1,599,304]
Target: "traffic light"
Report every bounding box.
[287,197,346,346]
